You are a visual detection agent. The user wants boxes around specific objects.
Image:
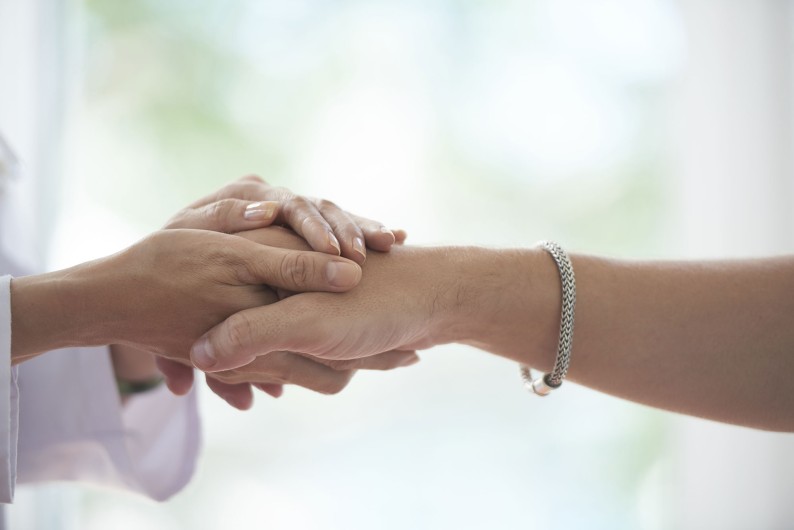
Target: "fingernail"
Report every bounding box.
[328,233,341,255]
[379,227,396,244]
[191,338,217,369]
[325,261,360,288]
[353,237,366,260]
[244,201,278,221]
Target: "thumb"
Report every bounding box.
[191,297,325,372]
[237,243,362,293]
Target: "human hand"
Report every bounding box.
[158,349,418,410]
[156,227,419,408]
[157,177,409,403]
[74,229,362,362]
[164,175,406,263]
[190,230,463,372]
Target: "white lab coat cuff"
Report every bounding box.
[16,347,200,501]
[0,275,18,503]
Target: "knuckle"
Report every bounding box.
[225,180,268,202]
[221,312,255,354]
[238,183,262,201]
[205,199,236,230]
[225,182,251,198]
[280,252,315,287]
[315,198,339,211]
[241,174,266,184]
[282,195,310,217]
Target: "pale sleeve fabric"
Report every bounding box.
[0,275,201,503]
[0,276,18,503]
[15,349,201,502]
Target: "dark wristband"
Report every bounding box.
[116,376,164,396]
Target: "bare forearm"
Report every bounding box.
[9,265,104,363]
[571,256,794,430]
[456,251,794,431]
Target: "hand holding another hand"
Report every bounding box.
[76,228,364,357]
[153,176,414,408]
[12,175,416,409]
[164,175,404,262]
[191,228,462,374]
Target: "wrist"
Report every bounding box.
[11,267,94,360]
[10,254,125,362]
[439,247,561,370]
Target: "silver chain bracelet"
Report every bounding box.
[520,240,576,397]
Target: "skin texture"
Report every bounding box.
[184,228,418,408]
[193,246,794,432]
[10,176,416,409]
[152,176,413,407]
[173,175,401,263]
[10,229,363,363]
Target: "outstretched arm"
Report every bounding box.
[193,245,794,431]
[9,229,362,364]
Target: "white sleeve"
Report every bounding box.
[0,275,18,504]
[0,273,201,503]
[15,348,201,502]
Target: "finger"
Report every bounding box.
[318,350,420,371]
[239,174,268,185]
[277,195,341,255]
[266,352,355,394]
[185,199,280,232]
[393,229,408,245]
[235,243,362,293]
[191,296,325,372]
[210,350,355,395]
[156,357,195,395]
[254,383,284,398]
[236,226,311,251]
[205,374,254,410]
[314,200,367,263]
[348,213,396,252]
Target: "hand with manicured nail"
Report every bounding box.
[151,176,408,408]
[12,229,363,366]
[156,227,421,409]
[189,229,450,374]
[164,175,402,264]
[12,173,408,429]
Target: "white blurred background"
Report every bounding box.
[1,0,793,528]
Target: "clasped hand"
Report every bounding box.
[105,176,416,409]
